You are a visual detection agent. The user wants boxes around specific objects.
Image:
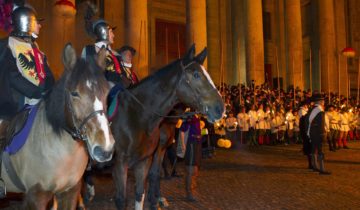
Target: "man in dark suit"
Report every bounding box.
[307,94,331,175]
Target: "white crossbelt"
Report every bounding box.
[307,105,323,137]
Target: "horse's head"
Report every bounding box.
[60,44,115,162]
[176,44,225,123]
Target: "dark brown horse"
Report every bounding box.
[147,105,184,209]
[110,44,224,210]
[0,44,115,209]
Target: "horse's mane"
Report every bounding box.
[45,58,108,135]
[128,59,181,90]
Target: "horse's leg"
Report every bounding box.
[113,159,128,210]
[148,147,167,210]
[134,157,153,210]
[56,180,82,210]
[23,184,53,210]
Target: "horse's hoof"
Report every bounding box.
[158,197,169,207]
[84,184,95,203]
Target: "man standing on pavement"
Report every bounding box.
[179,114,202,201]
[307,94,331,175]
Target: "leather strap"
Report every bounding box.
[2,152,26,192]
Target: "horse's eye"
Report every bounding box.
[193,71,201,79]
[70,91,80,97]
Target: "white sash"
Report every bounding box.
[307,105,323,137]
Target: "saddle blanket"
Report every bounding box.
[107,84,124,121]
[5,105,38,155]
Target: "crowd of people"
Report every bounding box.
[205,82,360,151]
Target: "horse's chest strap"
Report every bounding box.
[2,152,26,192]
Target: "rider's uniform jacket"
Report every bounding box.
[0,36,54,119]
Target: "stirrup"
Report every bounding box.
[0,178,6,199]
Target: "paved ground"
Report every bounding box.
[1,141,360,210]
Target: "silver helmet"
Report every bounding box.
[93,19,112,42]
[11,6,39,38]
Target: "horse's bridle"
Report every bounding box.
[178,61,219,116]
[64,90,105,141]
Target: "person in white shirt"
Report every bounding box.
[293,110,300,143]
[338,108,350,149]
[248,104,258,146]
[225,112,237,148]
[256,104,266,145]
[285,109,295,145]
[237,107,249,144]
[278,108,286,144]
[326,105,338,151]
[264,106,272,145]
[271,110,283,144]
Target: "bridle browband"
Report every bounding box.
[63,90,105,141]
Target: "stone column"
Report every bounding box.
[334,0,348,96]
[105,0,125,49]
[245,0,265,85]
[186,0,208,68]
[50,0,76,79]
[125,0,148,79]
[276,0,287,89]
[231,0,247,85]
[206,0,221,84]
[318,0,337,93]
[285,0,303,90]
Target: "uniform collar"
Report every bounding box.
[95,41,111,50]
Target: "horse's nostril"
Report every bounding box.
[93,146,113,162]
[93,146,103,158]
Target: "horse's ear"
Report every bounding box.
[194,47,208,65]
[182,43,195,65]
[96,47,107,70]
[62,43,77,70]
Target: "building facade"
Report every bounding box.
[1,0,359,96]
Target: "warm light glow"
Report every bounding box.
[342,47,356,58]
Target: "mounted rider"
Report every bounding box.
[0,1,54,198]
[116,45,139,88]
[81,5,138,90]
[0,3,55,120]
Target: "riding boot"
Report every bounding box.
[185,166,197,202]
[311,154,319,172]
[318,154,331,175]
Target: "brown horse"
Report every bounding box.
[147,106,184,209]
[110,44,224,210]
[0,44,115,209]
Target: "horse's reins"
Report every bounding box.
[64,90,105,141]
[118,61,209,119]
